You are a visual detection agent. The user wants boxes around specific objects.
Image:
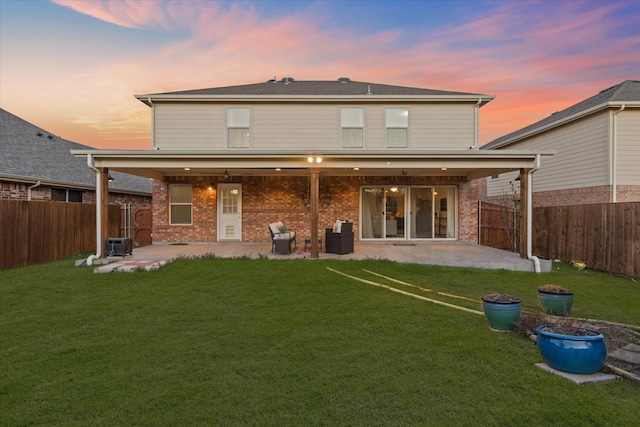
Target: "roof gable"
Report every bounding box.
[484,80,640,149]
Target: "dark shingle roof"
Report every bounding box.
[142,77,490,98]
[483,80,640,149]
[0,108,151,195]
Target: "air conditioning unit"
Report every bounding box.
[105,238,133,257]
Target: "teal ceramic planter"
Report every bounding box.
[536,325,606,374]
[481,294,522,332]
[537,289,574,316]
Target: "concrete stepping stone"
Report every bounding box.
[609,343,640,364]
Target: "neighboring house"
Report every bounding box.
[482,80,640,207]
[72,77,551,259]
[0,108,152,204]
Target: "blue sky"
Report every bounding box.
[1,0,639,149]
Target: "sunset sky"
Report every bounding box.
[1,0,639,149]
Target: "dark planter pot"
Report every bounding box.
[481,294,522,332]
[538,290,574,316]
[536,325,606,374]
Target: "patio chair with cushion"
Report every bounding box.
[325,220,354,254]
[268,221,296,254]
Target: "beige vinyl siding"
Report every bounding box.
[154,104,225,149]
[364,107,384,149]
[616,110,640,185]
[252,105,338,149]
[410,104,475,149]
[152,102,477,151]
[486,171,520,198]
[491,112,610,195]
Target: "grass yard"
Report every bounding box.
[1,257,639,426]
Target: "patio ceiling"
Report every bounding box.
[71,149,554,181]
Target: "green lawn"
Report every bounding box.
[1,257,639,426]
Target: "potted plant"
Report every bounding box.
[535,325,606,374]
[537,284,574,316]
[481,294,522,332]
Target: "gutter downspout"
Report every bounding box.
[86,154,102,265]
[473,98,482,149]
[612,105,625,203]
[148,97,156,150]
[27,181,41,201]
[527,154,541,273]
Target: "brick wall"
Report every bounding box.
[1,181,150,205]
[152,175,479,244]
[458,179,478,242]
[481,184,640,208]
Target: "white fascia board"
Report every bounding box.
[71,148,553,159]
[134,94,496,106]
[71,149,553,170]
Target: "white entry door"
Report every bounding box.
[217,183,242,240]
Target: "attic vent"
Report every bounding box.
[37,132,43,137]
[47,135,54,139]
[338,77,351,83]
[282,77,294,84]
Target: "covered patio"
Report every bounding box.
[73,149,554,269]
[94,241,552,273]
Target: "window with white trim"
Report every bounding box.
[169,184,192,225]
[341,108,364,148]
[227,108,250,148]
[385,108,408,148]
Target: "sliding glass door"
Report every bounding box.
[361,186,456,240]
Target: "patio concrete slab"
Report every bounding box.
[89,241,551,273]
[535,363,618,384]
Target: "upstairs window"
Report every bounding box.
[341,108,364,148]
[169,184,192,225]
[385,108,408,148]
[227,108,250,148]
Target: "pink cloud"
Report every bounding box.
[51,0,194,30]
[19,1,640,149]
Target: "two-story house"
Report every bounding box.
[73,78,551,261]
[482,80,640,207]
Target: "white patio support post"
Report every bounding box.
[310,167,320,259]
[98,167,109,258]
[518,167,530,259]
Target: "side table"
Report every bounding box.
[274,239,292,255]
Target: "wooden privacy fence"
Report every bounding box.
[478,202,518,252]
[532,202,639,278]
[0,200,120,271]
[480,201,638,278]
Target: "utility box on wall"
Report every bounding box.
[105,238,133,257]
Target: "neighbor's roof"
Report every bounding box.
[483,80,640,149]
[0,108,152,195]
[136,77,494,106]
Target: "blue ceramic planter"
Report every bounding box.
[536,325,606,374]
[481,295,522,332]
[538,290,574,316]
